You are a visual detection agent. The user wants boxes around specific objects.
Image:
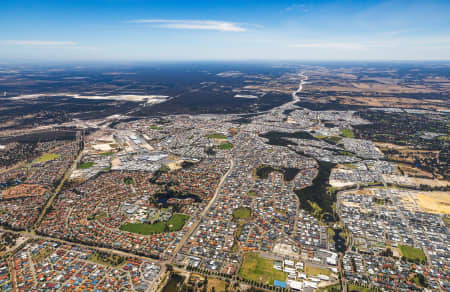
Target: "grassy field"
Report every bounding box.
[341,129,355,138]
[207,133,228,139]
[318,284,341,292]
[232,207,251,219]
[218,142,234,150]
[207,278,227,292]
[322,136,342,145]
[151,125,163,130]
[343,163,357,168]
[305,264,331,276]
[33,153,60,163]
[239,253,286,285]
[99,152,114,156]
[88,251,124,267]
[32,247,53,263]
[77,161,94,169]
[120,214,189,235]
[167,214,190,232]
[120,222,167,235]
[247,191,257,196]
[87,211,107,221]
[399,245,427,263]
[123,177,135,185]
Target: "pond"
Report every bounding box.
[162,274,185,292]
[333,228,347,253]
[155,192,201,208]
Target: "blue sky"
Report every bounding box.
[1,0,450,61]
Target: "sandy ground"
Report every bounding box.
[273,243,296,257]
[92,143,113,152]
[410,177,450,187]
[340,201,361,208]
[9,93,170,104]
[352,189,376,196]
[286,117,297,124]
[397,164,434,178]
[329,180,356,188]
[168,160,184,171]
[415,192,450,215]
[110,157,121,170]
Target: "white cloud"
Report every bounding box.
[129,19,247,32]
[290,37,450,52]
[290,42,367,50]
[2,40,78,46]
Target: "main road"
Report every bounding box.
[168,157,235,260]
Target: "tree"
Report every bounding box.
[380,248,393,257]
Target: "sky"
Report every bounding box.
[1,0,450,61]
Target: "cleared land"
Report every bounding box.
[305,264,331,276]
[239,253,286,285]
[2,184,46,199]
[207,278,227,292]
[88,251,125,267]
[415,192,450,215]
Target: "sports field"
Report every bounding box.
[120,214,190,235]
[239,253,286,285]
[399,245,427,263]
[167,214,190,232]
